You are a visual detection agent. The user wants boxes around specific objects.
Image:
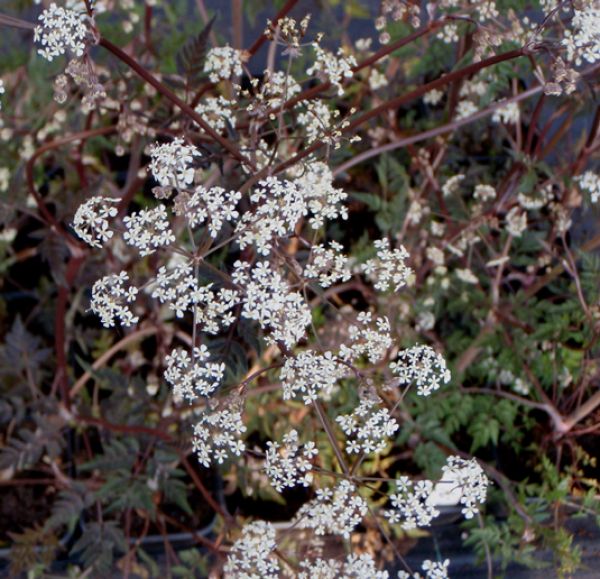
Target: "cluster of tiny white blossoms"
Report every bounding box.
[294,162,349,228]
[204,45,244,83]
[150,262,239,329]
[576,171,600,203]
[339,312,393,364]
[73,196,118,248]
[123,205,175,256]
[183,185,241,238]
[562,4,600,65]
[236,177,306,256]
[194,96,236,133]
[223,521,279,579]
[293,480,368,538]
[264,429,318,492]
[398,559,450,579]
[362,238,412,292]
[440,456,489,519]
[34,3,87,62]
[304,241,351,288]
[280,350,346,404]
[298,553,390,579]
[307,44,357,96]
[148,138,201,190]
[390,345,451,396]
[90,271,138,328]
[234,260,311,349]
[164,346,225,402]
[336,397,399,455]
[505,206,527,237]
[192,401,246,467]
[384,476,439,529]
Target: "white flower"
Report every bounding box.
[438,456,488,519]
[236,177,307,256]
[304,241,352,287]
[123,204,175,256]
[192,400,246,467]
[336,398,398,456]
[148,138,201,189]
[307,44,357,96]
[455,99,478,119]
[204,45,243,83]
[339,312,393,364]
[194,96,236,133]
[369,68,388,90]
[442,174,465,197]
[238,260,311,349]
[165,346,225,402]
[265,429,318,492]
[150,262,239,330]
[492,101,520,124]
[576,171,600,203]
[474,184,496,202]
[299,553,390,578]
[224,521,279,579]
[184,185,241,238]
[455,268,478,285]
[384,476,439,530]
[563,5,600,65]
[295,162,348,228]
[423,88,444,106]
[90,271,138,328]
[34,3,87,61]
[362,238,411,292]
[390,345,451,396]
[280,350,346,404]
[293,480,367,538]
[73,196,118,248]
[0,79,4,111]
[505,206,527,237]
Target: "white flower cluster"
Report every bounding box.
[384,476,439,529]
[298,553,390,579]
[440,456,488,519]
[236,177,306,256]
[204,45,244,83]
[246,70,302,112]
[295,162,349,229]
[90,271,138,328]
[340,312,393,364]
[73,196,118,248]
[194,96,236,133]
[563,5,600,65]
[148,138,201,189]
[264,429,318,492]
[185,185,241,238]
[223,521,279,579]
[151,262,239,331]
[390,345,451,396]
[123,205,175,256]
[235,261,311,349]
[362,238,412,292]
[305,241,351,288]
[492,101,520,125]
[307,44,357,96]
[398,559,450,579]
[505,206,527,237]
[297,100,335,144]
[34,3,87,61]
[280,350,346,404]
[192,403,246,466]
[294,480,367,538]
[165,346,225,402]
[576,171,600,203]
[336,398,399,455]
